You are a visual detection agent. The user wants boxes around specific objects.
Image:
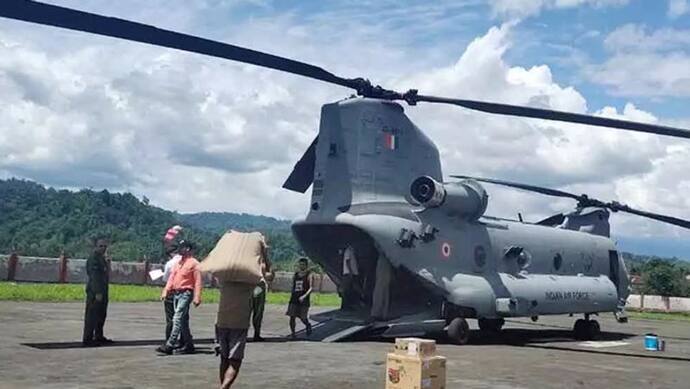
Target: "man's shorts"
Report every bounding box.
[285,303,309,320]
[216,327,248,361]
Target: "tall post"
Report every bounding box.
[7,252,18,281]
[143,258,150,285]
[58,251,69,283]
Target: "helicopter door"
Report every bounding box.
[608,250,620,289]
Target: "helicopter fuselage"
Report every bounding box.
[293,207,628,321]
[291,97,629,325]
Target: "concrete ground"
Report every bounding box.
[0,302,689,388]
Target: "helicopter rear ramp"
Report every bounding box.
[301,309,447,342]
[299,309,374,342]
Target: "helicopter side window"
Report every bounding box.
[553,253,563,271]
[503,246,530,272]
[504,246,531,272]
[517,250,531,269]
[474,245,486,268]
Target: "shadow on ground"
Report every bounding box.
[22,336,289,350]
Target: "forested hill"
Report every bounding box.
[179,212,291,233]
[0,179,300,263]
[0,178,685,271]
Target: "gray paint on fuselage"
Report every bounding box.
[292,97,629,322]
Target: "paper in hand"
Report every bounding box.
[149,269,165,281]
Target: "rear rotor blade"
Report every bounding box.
[415,94,690,139]
[536,213,565,226]
[610,203,690,230]
[0,0,357,90]
[452,175,690,230]
[451,175,582,200]
[283,136,318,193]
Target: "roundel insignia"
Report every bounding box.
[441,242,452,259]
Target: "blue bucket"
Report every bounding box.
[645,334,659,351]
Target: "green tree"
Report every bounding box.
[642,259,686,297]
[0,179,304,268]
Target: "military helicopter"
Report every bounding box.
[3,1,690,345]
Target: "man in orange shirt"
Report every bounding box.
[156,240,202,355]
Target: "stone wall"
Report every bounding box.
[0,256,7,280]
[626,294,690,312]
[14,256,60,283]
[5,256,687,308]
[2,255,338,293]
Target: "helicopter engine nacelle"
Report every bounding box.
[409,176,488,220]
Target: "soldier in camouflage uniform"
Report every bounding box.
[82,238,113,347]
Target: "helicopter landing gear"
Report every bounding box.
[478,318,504,333]
[447,317,471,345]
[573,317,600,340]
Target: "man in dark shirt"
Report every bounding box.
[287,257,314,339]
[82,238,112,347]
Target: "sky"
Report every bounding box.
[0,0,689,259]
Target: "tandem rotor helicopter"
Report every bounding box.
[3,0,690,345]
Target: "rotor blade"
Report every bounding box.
[416,95,690,139]
[536,213,565,226]
[611,204,690,230]
[0,0,357,90]
[451,175,582,201]
[283,136,318,193]
[453,175,690,230]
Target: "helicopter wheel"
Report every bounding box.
[447,317,471,345]
[587,320,601,340]
[478,318,504,333]
[573,319,600,340]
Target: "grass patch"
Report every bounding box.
[0,281,340,306]
[628,309,690,322]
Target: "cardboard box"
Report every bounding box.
[386,353,446,389]
[394,338,437,358]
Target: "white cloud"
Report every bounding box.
[396,24,689,242]
[489,0,629,19]
[588,24,690,97]
[0,1,688,249]
[604,24,690,53]
[668,0,690,18]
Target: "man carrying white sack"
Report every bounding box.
[199,230,268,389]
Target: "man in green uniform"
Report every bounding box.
[249,241,272,342]
[82,238,113,347]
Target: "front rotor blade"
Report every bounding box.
[283,136,318,193]
[612,204,690,230]
[451,175,582,200]
[417,95,690,139]
[0,0,356,90]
